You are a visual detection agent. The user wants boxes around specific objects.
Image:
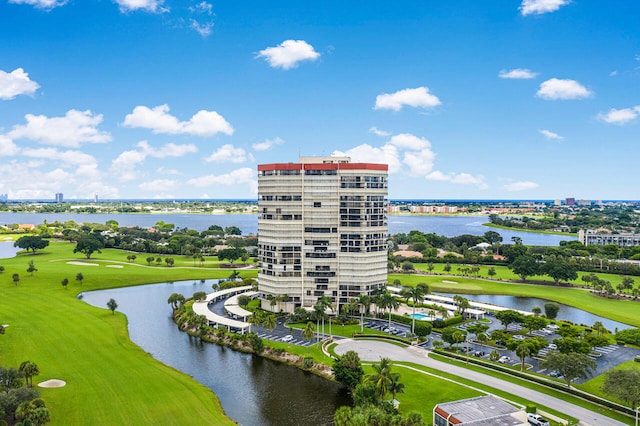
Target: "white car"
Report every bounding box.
[281,335,294,343]
[547,343,557,350]
[513,334,526,340]
[498,356,512,364]
[527,413,550,426]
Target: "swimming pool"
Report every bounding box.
[407,313,435,321]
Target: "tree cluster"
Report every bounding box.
[0,361,50,425]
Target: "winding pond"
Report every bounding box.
[435,292,632,331]
[81,280,350,426]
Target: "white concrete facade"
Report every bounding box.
[257,157,388,313]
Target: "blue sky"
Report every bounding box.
[0,0,638,200]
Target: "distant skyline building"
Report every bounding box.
[257,156,388,313]
[94,194,99,203]
[55,193,64,203]
[0,194,7,203]
[565,197,575,206]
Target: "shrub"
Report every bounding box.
[303,357,314,369]
[525,404,536,413]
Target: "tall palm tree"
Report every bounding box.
[358,294,371,333]
[388,372,405,402]
[378,291,399,334]
[515,341,532,372]
[264,314,276,332]
[401,284,429,334]
[365,357,393,400]
[303,321,316,353]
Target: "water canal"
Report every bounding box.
[81,280,350,426]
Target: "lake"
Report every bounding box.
[0,212,575,246]
[0,241,19,259]
[81,280,350,426]
[435,292,632,331]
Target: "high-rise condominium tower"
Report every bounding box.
[257,156,388,313]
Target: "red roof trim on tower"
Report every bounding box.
[258,162,387,171]
[258,163,303,171]
[339,163,388,171]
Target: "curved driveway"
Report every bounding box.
[334,340,627,426]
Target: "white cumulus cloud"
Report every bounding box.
[539,129,564,140]
[426,171,488,189]
[8,0,67,9]
[257,40,320,70]
[114,0,164,13]
[8,109,111,147]
[597,107,640,125]
[498,68,538,79]
[21,147,97,167]
[369,127,390,137]
[0,136,20,156]
[123,104,233,137]
[403,149,435,176]
[389,133,431,150]
[205,144,249,163]
[252,137,283,151]
[191,20,213,37]
[0,68,40,100]
[537,78,592,100]
[504,181,540,191]
[110,140,197,182]
[520,0,570,16]
[374,87,441,111]
[187,167,255,187]
[332,144,402,174]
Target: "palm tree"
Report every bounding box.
[264,314,277,332]
[75,272,84,285]
[401,284,429,334]
[358,294,371,333]
[388,372,405,402]
[303,321,316,353]
[515,341,532,372]
[19,361,40,387]
[378,292,399,334]
[437,305,450,319]
[366,357,393,399]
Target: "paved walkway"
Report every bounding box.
[334,340,628,426]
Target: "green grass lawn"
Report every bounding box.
[578,360,640,406]
[390,272,640,328]
[0,242,243,425]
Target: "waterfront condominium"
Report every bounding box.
[257,156,388,314]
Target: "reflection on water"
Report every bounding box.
[82,280,350,426]
[436,292,632,331]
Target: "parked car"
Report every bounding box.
[495,340,506,347]
[547,343,557,350]
[547,324,559,330]
[498,356,512,364]
[527,413,550,426]
[473,351,486,357]
[513,334,526,340]
[540,328,553,335]
[548,370,562,378]
[282,335,294,343]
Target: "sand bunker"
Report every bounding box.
[106,265,123,268]
[66,261,99,266]
[38,379,66,388]
[442,280,457,284]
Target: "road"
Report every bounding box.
[334,340,628,426]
